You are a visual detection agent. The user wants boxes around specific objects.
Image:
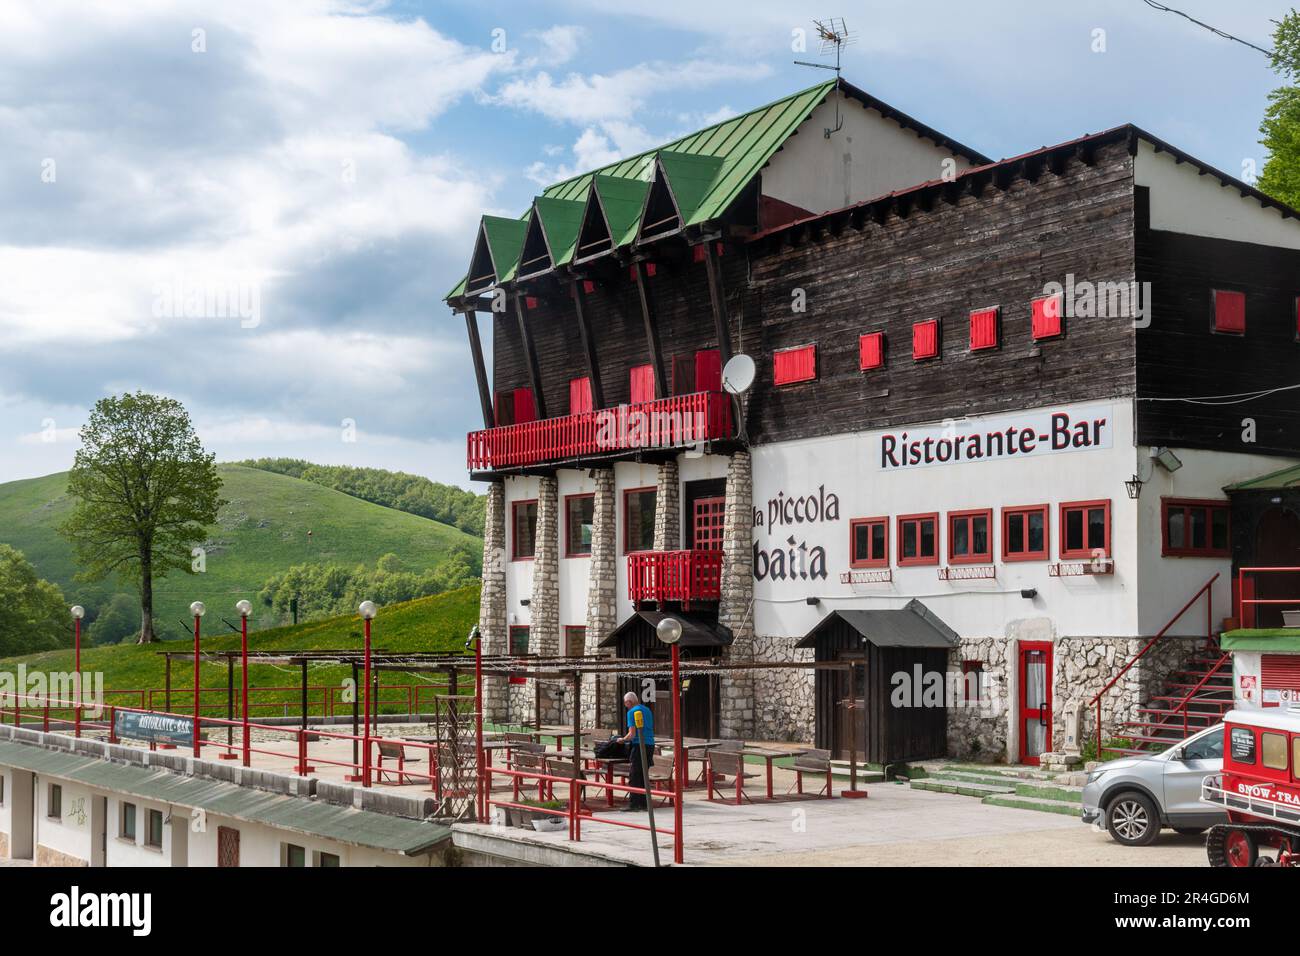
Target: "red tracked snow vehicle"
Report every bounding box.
[1201,707,1300,866]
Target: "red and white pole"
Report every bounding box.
[70,606,84,738]
[473,626,484,821]
[237,600,252,766]
[190,601,206,757]
[671,641,683,865]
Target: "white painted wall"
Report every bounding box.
[1135,140,1300,250]
[187,814,426,867]
[751,398,1140,640]
[34,776,93,863]
[0,768,10,855]
[762,92,974,216]
[1133,445,1300,635]
[503,474,539,631]
[556,468,595,643]
[612,461,659,624]
[102,794,172,867]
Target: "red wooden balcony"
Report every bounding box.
[467,391,733,472]
[628,550,723,605]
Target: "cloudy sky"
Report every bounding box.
[0,0,1290,490]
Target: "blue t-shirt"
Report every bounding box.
[626,704,655,749]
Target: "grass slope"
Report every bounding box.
[0,585,481,718]
[0,465,481,638]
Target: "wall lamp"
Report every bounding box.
[1020,588,1038,600]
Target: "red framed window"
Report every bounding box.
[508,626,529,683]
[1213,289,1245,334]
[859,331,885,370]
[569,377,593,414]
[1060,499,1111,559]
[961,661,985,702]
[1002,504,1049,562]
[969,307,999,351]
[849,517,889,568]
[948,509,993,564]
[564,493,595,557]
[630,364,655,404]
[1161,498,1230,557]
[623,487,657,553]
[692,496,726,551]
[512,499,538,560]
[1031,293,1063,340]
[773,344,817,385]
[897,513,939,566]
[912,320,939,360]
[564,625,587,658]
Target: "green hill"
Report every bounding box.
[0,465,482,638]
[0,586,481,718]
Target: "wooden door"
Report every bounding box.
[217,826,240,868]
[832,652,866,761]
[1018,642,1053,765]
[1254,507,1300,627]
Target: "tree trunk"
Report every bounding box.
[138,547,156,644]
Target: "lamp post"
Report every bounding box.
[655,616,684,866]
[359,600,377,787]
[236,600,252,766]
[70,606,84,738]
[190,601,205,757]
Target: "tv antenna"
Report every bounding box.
[794,18,857,138]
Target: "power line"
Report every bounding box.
[1135,381,1300,406]
[1140,0,1273,58]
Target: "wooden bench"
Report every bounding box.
[707,749,758,805]
[375,740,421,785]
[791,748,833,799]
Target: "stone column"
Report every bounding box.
[532,475,561,723]
[653,459,680,551]
[584,468,618,725]
[718,451,754,740]
[478,480,508,721]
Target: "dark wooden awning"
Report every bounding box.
[600,611,732,650]
[795,600,957,649]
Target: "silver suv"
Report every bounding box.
[1081,724,1227,846]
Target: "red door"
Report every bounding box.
[692,497,726,551]
[1018,642,1053,765]
[630,364,655,405]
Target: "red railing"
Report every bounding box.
[92,682,459,720]
[628,550,723,604]
[467,391,733,471]
[1088,573,1218,757]
[1236,566,1300,628]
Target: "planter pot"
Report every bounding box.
[531,816,566,833]
[1283,610,1300,628]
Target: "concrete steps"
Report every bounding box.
[910,778,1015,798]
[983,794,1082,817]
[910,763,1083,816]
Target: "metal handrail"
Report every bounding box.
[1089,573,1218,755]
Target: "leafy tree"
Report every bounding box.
[59,393,226,644]
[88,593,139,645]
[1259,12,1300,207]
[0,545,70,657]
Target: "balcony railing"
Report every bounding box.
[628,550,723,605]
[467,391,733,472]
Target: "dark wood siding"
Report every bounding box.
[1135,204,1300,456]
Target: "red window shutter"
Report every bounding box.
[569,377,593,414]
[773,344,816,385]
[630,364,655,404]
[859,332,885,370]
[694,349,722,392]
[1262,655,1300,703]
[692,245,706,263]
[1031,294,1063,340]
[1214,289,1245,334]
[969,308,999,350]
[912,320,939,360]
[513,388,536,424]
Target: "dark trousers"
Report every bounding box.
[627,741,654,809]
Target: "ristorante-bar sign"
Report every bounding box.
[876,403,1113,471]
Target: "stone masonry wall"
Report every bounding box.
[752,636,814,741]
[946,638,1012,762]
[531,476,563,725]
[584,468,618,725]
[718,451,754,739]
[653,460,680,551]
[478,480,508,721]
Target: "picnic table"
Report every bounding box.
[742,746,809,799]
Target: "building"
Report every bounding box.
[445,77,1300,765]
[0,726,452,866]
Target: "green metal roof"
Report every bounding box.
[1225,463,1300,492]
[0,740,450,856]
[532,196,586,269]
[482,215,529,285]
[1221,629,1300,652]
[445,80,837,299]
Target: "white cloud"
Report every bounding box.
[528,25,585,67]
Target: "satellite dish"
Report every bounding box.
[722,354,755,396]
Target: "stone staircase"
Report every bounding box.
[909,764,1082,816]
[1111,639,1233,756]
